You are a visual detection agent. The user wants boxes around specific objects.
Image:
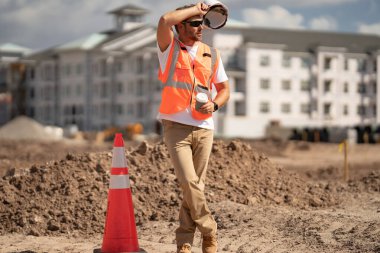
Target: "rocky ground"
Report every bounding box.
[0,138,379,253]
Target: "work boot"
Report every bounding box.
[177,243,192,253]
[202,234,217,253]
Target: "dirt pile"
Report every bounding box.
[0,140,366,237]
[0,116,60,141]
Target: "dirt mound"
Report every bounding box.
[0,140,347,237]
[0,116,60,141]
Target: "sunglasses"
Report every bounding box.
[182,20,204,27]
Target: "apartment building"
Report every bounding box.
[25,5,160,132]
[23,4,380,138]
[204,27,380,138]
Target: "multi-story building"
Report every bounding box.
[23,5,380,139]
[25,5,160,132]
[204,26,380,138]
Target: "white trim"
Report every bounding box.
[110,175,130,189]
[112,147,127,168]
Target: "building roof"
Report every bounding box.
[57,33,109,51]
[24,48,57,61]
[0,43,31,54]
[107,4,149,16]
[98,25,156,52]
[241,27,380,54]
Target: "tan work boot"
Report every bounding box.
[202,234,218,253]
[177,243,192,253]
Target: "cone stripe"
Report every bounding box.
[111,167,129,175]
[112,147,127,168]
[110,175,130,189]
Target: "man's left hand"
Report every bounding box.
[199,101,215,114]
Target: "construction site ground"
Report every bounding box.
[0,138,379,253]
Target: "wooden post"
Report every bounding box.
[343,140,349,182]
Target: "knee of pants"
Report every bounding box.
[179,179,205,193]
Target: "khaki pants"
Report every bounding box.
[162,120,217,246]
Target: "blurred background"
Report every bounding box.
[1,0,380,143]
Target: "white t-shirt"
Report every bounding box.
[157,40,228,130]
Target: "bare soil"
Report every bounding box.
[0,138,379,253]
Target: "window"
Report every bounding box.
[76,64,82,75]
[358,83,366,94]
[282,56,291,68]
[259,102,270,113]
[30,68,35,80]
[66,86,71,97]
[343,82,349,93]
[29,88,35,98]
[324,80,332,93]
[282,80,291,91]
[100,59,107,77]
[117,82,123,93]
[76,85,82,96]
[137,101,144,118]
[65,64,71,76]
[100,103,107,118]
[260,55,270,67]
[116,104,123,115]
[300,103,310,114]
[101,82,108,98]
[357,105,365,116]
[127,81,134,95]
[344,59,349,71]
[127,104,134,115]
[116,61,123,73]
[372,81,377,94]
[357,59,366,72]
[343,105,349,115]
[136,57,144,73]
[234,101,246,116]
[301,80,310,91]
[324,57,332,70]
[260,79,270,90]
[45,65,53,81]
[235,78,245,92]
[136,80,144,96]
[301,57,310,68]
[323,103,331,116]
[281,103,291,113]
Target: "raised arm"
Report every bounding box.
[156,3,209,52]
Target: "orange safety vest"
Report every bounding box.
[158,38,220,120]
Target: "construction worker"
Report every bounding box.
[156,2,230,253]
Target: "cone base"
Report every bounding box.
[93,248,147,253]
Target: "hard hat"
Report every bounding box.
[203,0,228,29]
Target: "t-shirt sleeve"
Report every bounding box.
[157,39,174,75]
[213,56,228,84]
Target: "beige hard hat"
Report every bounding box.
[203,0,228,29]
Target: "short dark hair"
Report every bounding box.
[174,4,196,33]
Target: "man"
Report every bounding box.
[156,2,230,253]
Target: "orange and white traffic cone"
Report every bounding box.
[97,133,145,253]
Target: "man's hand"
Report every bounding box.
[196,2,209,16]
[199,101,215,114]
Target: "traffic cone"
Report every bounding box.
[96,133,145,253]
